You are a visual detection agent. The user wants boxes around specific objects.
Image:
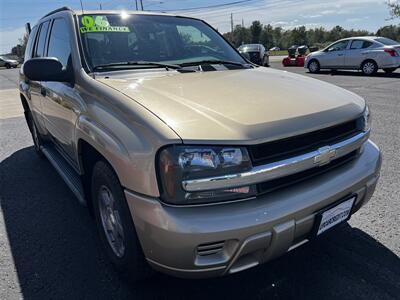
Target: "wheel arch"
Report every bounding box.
[76,116,132,211]
[360,58,377,70]
[20,93,33,132]
[307,58,320,69]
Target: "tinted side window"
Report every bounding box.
[327,40,349,52]
[350,40,363,50]
[47,19,71,67]
[34,21,50,57]
[362,41,373,48]
[24,26,38,61]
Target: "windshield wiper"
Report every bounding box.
[93,61,181,71]
[179,60,249,68]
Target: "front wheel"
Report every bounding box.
[308,60,320,73]
[91,161,152,281]
[361,60,378,75]
[383,68,396,74]
[5,63,11,69]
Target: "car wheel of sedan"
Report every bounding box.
[91,161,152,281]
[308,60,320,73]
[383,68,396,74]
[361,60,377,75]
[5,63,11,69]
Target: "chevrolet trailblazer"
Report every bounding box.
[19,7,381,280]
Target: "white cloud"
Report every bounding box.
[0,27,26,54]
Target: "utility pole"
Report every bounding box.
[242,18,244,28]
[140,0,144,10]
[135,0,138,10]
[99,3,102,10]
[230,13,234,33]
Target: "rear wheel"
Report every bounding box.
[27,112,43,156]
[91,161,152,281]
[383,68,396,74]
[5,63,10,69]
[361,60,377,75]
[308,60,320,73]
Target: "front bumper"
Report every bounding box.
[125,140,381,278]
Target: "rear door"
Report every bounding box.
[28,21,50,132]
[345,39,374,68]
[319,40,349,68]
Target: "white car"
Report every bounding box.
[0,56,19,69]
[305,36,400,75]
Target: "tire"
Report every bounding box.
[361,60,378,75]
[5,63,11,69]
[308,60,320,73]
[27,112,43,156]
[91,161,152,281]
[383,68,396,74]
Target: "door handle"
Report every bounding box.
[40,87,47,97]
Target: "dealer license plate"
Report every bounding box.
[316,197,355,236]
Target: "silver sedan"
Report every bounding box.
[305,36,400,75]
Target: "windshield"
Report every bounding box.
[374,37,399,46]
[78,14,246,70]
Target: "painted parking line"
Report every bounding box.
[0,89,23,119]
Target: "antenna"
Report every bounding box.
[79,0,84,13]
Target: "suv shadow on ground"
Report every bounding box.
[1,146,400,300]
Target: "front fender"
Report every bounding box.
[75,115,161,197]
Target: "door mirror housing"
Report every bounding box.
[23,57,73,82]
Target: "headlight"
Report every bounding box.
[362,105,371,132]
[158,146,256,205]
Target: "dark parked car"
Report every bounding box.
[238,44,269,66]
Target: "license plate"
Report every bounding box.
[316,197,355,236]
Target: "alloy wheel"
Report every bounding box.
[362,62,376,75]
[98,185,126,258]
[309,61,319,73]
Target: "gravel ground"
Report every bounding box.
[0,66,399,300]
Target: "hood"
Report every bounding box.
[96,67,365,144]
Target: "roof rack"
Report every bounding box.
[41,6,73,19]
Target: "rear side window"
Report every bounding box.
[47,19,71,67]
[24,26,38,61]
[350,40,373,49]
[34,21,50,57]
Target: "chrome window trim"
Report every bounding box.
[182,130,370,192]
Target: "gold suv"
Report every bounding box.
[20,8,381,280]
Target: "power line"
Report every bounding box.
[149,0,259,12]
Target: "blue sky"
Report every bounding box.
[0,0,398,53]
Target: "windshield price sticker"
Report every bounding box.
[80,16,130,33]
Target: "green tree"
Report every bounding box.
[250,21,262,43]
[376,25,400,41]
[11,34,28,58]
[387,0,400,18]
[260,24,274,49]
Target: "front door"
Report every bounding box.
[319,40,349,68]
[40,18,81,166]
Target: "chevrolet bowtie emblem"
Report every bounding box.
[314,146,336,166]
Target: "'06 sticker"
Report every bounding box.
[80,15,130,33]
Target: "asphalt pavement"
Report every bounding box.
[0,65,399,300]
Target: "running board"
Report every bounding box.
[41,145,86,206]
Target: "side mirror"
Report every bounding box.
[23,57,73,82]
